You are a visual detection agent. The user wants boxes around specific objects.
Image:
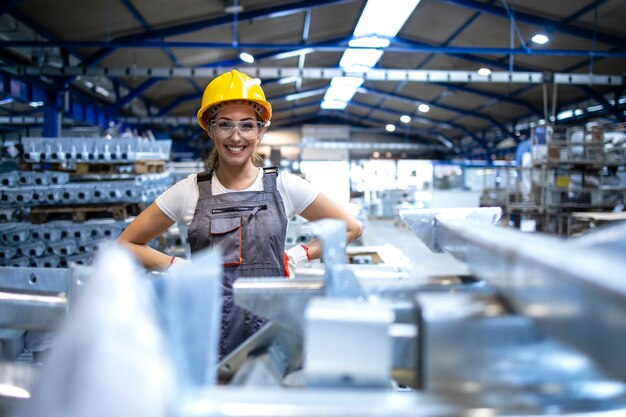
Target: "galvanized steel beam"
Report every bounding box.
[3,66,623,86]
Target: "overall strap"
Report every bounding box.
[197,171,213,182]
[262,166,279,192]
[196,171,213,197]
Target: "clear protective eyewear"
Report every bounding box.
[209,119,265,139]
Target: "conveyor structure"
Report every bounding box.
[1,208,626,417]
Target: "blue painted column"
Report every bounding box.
[42,90,61,137]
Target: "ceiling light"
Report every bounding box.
[372,151,380,158]
[385,124,396,132]
[477,68,491,76]
[29,101,44,107]
[278,76,299,85]
[285,89,325,101]
[239,52,255,63]
[418,104,430,113]
[95,86,110,97]
[0,98,14,106]
[272,48,314,61]
[531,34,549,45]
[224,4,244,14]
[400,115,411,123]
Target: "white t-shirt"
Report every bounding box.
[156,167,320,225]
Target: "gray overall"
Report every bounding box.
[188,167,287,358]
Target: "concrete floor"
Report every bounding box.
[359,217,470,278]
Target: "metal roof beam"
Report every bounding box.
[415,4,487,70]
[436,0,626,48]
[112,78,163,112]
[431,82,543,117]
[316,108,441,147]
[155,93,199,117]
[80,0,354,65]
[571,86,626,123]
[4,39,626,58]
[359,85,516,145]
[349,94,485,150]
[346,100,460,153]
[4,66,622,86]
[564,0,609,24]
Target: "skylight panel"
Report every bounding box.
[321,0,421,115]
[354,0,422,38]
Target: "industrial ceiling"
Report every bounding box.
[1,0,625,160]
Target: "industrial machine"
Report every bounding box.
[1,208,626,417]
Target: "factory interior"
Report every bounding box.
[1,0,626,416]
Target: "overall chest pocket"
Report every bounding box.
[209,204,269,266]
[210,215,242,266]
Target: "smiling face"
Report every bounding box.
[208,105,266,169]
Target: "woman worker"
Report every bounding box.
[117,69,362,358]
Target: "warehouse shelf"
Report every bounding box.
[481,123,626,235]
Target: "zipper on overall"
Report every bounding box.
[212,204,268,216]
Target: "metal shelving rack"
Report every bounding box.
[488,123,626,235]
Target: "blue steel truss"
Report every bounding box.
[1,0,623,159]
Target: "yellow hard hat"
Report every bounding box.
[197,70,272,130]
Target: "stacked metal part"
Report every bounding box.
[0,171,172,206]
[0,220,128,268]
[21,137,171,165]
[3,212,626,416]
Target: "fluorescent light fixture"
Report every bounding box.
[437,135,454,149]
[557,109,573,120]
[272,48,314,61]
[574,109,584,116]
[418,104,430,113]
[285,89,325,101]
[83,81,94,88]
[95,86,110,97]
[29,101,44,107]
[278,76,300,85]
[400,115,411,123]
[587,104,603,112]
[385,124,396,132]
[354,0,421,37]
[224,4,244,14]
[0,98,14,106]
[239,52,255,63]
[477,68,491,76]
[531,34,549,45]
